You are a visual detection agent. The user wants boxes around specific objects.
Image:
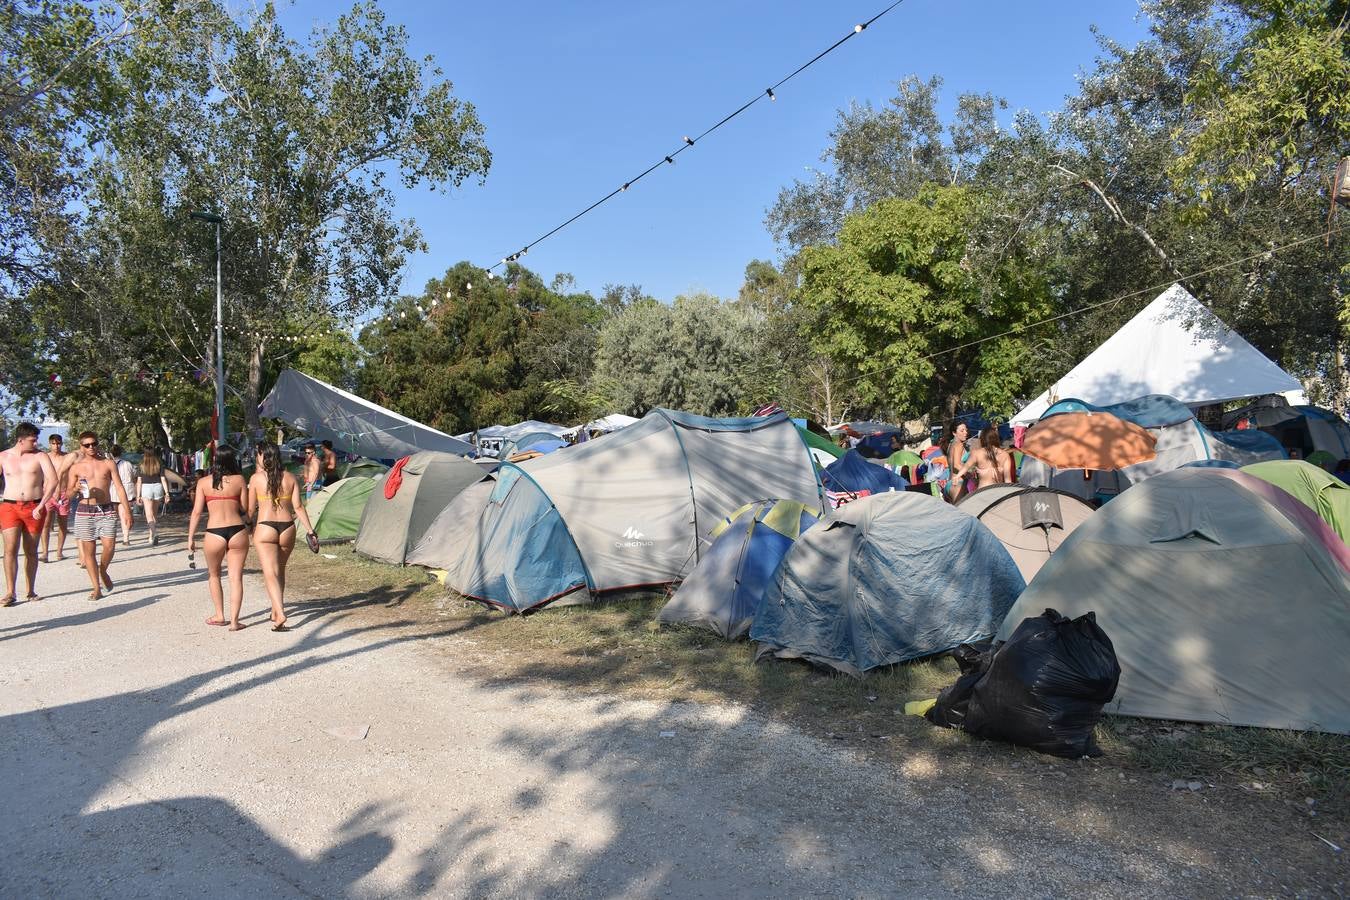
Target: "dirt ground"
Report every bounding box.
[1,515,1345,897]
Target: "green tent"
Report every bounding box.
[1242,459,1350,543]
[796,425,844,463]
[307,476,377,543]
[338,457,388,479]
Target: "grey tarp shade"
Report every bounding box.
[259,369,473,459]
[751,492,1026,675]
[956,485,1096,583]
[354,452,487,565]
[996,467,1350,734]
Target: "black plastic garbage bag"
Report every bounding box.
[963,608,1120,758]
[924,642,993,729]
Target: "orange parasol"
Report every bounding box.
[1020,411,1157,471]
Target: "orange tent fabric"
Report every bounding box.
[1020,411,1157,471]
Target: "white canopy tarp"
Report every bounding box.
[1013,285,1303,423]
[561,414,639,438]
[259,369,473,459]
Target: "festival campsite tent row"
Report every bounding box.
[436,408,824,613]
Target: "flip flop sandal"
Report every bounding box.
[25,593,40,603]
[205,617,228,626]
[0,596,15,607]
[271,622,289,632]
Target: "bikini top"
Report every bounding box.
[203,493,241,503]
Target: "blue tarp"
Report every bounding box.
[821,449,910,497]
[1042,394,1197,429]
[751,492,1026,675]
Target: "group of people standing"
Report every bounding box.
[941,420,1018,501]
[1,424,317,633]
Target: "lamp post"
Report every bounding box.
[190,211,226,442]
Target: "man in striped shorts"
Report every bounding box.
[63,432,132,601]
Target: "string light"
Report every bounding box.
[482,0,909,273]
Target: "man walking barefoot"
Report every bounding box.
[0,423,58,606]
[39,433,72,562]
[64,432,131,601]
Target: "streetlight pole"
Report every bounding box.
[190,211,226,443]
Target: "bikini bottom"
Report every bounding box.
[205,523,248,543]
[257,519,295,536]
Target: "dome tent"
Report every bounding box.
[1241,459,1350,543]
[1223,396,1350,461]
[657,499,818,639]
[354,451,488,565]
[306,476,377,543]
[442,409,823,613]
[751,492,1025,676]
[996,467,1350,733]
[955,485,1096,583]
[407,476,496,569]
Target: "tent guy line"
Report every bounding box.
[480,0,911,276]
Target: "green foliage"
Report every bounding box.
[1175,0,1350,197]
[591,293,766,417]
[799,184,1055,419]
[357,262,603,432]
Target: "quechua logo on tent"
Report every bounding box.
[616,525,655,549]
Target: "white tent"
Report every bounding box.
[259,369,473,459]
[1013,285,1303,424]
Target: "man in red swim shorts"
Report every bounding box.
[0,422,59,606]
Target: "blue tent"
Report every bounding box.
[751,491,1025,675]
[657,500,817,639]
[821,449,910,499]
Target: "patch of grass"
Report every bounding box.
[1098,716,1350,807]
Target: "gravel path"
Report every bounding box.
[1,531,1342,897]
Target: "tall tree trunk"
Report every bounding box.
[245,339,265,433]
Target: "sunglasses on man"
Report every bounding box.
[81,441,98,448]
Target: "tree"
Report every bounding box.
[23,1,492,437]
[358,261,603,432]
[591,293,764,417]
[798,184,1056,420]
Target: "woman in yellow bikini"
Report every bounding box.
[186,446,250,630]
[246,441,317,632]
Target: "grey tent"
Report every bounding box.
[407,476,496,569]
[260,369,473,459]
[751,492,1026,675]
[956,485,1096,583]
[354,452,487,565]
[996,467,1350,734]
[441,408,824,613]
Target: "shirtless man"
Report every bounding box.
[40,433,73,562]
[64,432,132,601]
[301,443,323,500]
[320,440,338,482]
[1,423,59,606]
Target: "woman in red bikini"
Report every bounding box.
[186,446,250,630]
[246,441,317,632]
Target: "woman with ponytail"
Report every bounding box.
[246,441,316,632]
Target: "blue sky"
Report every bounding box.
[278,1,1150,303]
